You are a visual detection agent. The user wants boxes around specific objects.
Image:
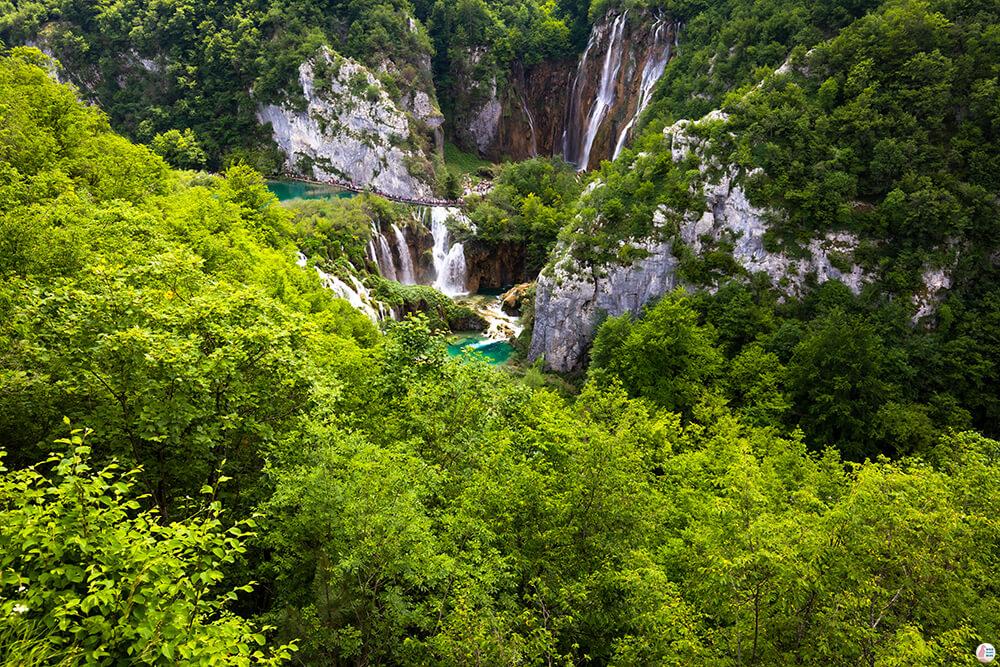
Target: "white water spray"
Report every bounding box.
[430,208,467,296]
[391,223,415,284]
[612,20,674,159]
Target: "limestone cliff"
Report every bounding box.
[257,47,434,197]
[455,10,677,166]
[528,110,876,372]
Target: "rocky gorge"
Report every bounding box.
[452,10,680,169]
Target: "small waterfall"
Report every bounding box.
[612,19,674,159]
[297,252,382,323]
[372,225,398,282]
[391,223,416,284]
[483,298,524,340]
[517,91,538,157]
[430,208,467,296]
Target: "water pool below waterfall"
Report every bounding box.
[446,334,515,365]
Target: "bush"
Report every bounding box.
[0,431,296,665]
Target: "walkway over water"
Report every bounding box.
[281,176,463,208]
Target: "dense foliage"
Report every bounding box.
[0,0,587,168]
[723,0,1000,274]
[0,436,295,665]
[463,156,582,275]
[3,17,1000,666]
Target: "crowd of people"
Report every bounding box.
[286,175,463,207]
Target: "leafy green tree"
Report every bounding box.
[589,289,724,419]
[0,432,295,665]
[150,128,207,170]
[786,309,897,458]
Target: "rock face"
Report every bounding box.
[482,60,576,161]
[501,282,534,316]
[454,10,677,166]
[529,239,685,372]
[256,47,433,198]
[463,240,528,293]
[528,111,875,372]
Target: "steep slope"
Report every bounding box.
[257,47,436,197]
[530,0,1000,371]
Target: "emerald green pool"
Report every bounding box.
[266,180,355,202]
[446,334,514,365]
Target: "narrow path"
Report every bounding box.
[282,175,463,208]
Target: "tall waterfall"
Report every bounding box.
[612,19,675,159]
[391,223,416,284]
[430,208,467,296]
[562,24,600,164]
[564,11,629,170]
[577,11,628,170]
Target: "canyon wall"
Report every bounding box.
[257,47,438,198]
[454,10,678,167]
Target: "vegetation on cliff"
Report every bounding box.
[3,0,1000,657]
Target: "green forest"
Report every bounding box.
[2,0,1000,661]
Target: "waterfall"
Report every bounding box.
[391,223,415,284]
[566,11,629,170]
[430,208,467,296]
[372,225,397,282]
[297,252,381,323]
[612,20,674,159]
[517,91,538,157]
[577,11,628,170]
[483,298,524,340]
[562,25,600,163]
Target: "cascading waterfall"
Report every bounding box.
[391,223,415,284]
[562,11,630,170]
[430,207,467,296]
[612,19,675,159]
[371,225,398,282]
[562,26,600,163]
[296,252,382,322]
[483,298,524,339]
[575,11,628,170]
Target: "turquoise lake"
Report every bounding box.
[267,180,355,202]
[446,333,515,365]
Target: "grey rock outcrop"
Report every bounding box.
[256,46,432,198]
[530,239,685,372]
[528,110,874,372]
[530,100,958,371]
